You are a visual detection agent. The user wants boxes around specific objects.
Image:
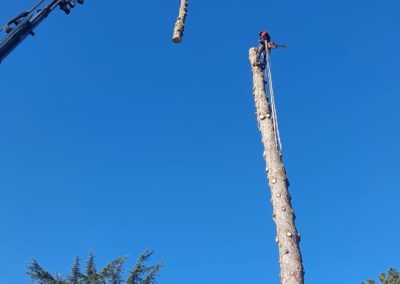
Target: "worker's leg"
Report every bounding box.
[262,51,267,68]
[256,44,265,65]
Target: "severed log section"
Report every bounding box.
[172,0,188,43]
[249,47,305,284]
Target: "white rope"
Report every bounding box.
[264,41,283,155]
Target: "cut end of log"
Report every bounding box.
[172,36,182,44]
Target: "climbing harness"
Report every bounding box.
[264,41,283,155]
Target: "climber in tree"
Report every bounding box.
[255,30,288,69]
[255,30,270,68]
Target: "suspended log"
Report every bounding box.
[172,0,188,43]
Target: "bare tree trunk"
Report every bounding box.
[249,47,305,284]
[172,0,188,43]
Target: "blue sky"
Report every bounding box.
[0,0,399,283]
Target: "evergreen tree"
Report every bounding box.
[99,256,127,284]
[362,268,400,284]
[27,260,64,284]
[27,250,162,284]
[141,263,162,284]
[68,257,84,284]
[84,252,101,284]
[126,250,161,284]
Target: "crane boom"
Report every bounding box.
[0,0,82,63]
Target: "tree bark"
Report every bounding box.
[172,0,188,43]
[249,48,305,284]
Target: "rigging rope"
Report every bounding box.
[264,42,283,155]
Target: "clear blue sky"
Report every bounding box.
[0,0,399,283]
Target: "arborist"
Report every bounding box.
[255,29,288,69]
[255,30,271,68]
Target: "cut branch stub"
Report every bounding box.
[172,0,188,43]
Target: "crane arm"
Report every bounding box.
[0,0,83,63]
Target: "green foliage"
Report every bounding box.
[27,260,59,284]
[362,268,400,284]
[85,252,97,283]
[141,263,162,284]
[126,250,161,284]
[99,256,128,284]
[68,257,84,284]
[27,250,162,284]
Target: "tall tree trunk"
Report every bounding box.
[172,0,188,43]
[249,47,305,284]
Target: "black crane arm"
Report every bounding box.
[0,0,83,63]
